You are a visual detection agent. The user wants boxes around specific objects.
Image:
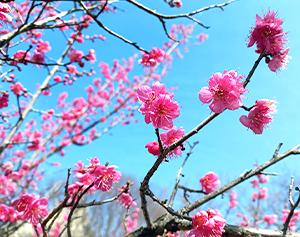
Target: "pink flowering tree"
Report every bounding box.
[0,1,299,237]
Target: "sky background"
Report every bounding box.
[11,0,300,217]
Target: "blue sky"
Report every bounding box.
[12,0,300,212]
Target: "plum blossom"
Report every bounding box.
[200,172,220,194]
[160,126,185,157]
[199,70,247,113]
[69,49,84,63]
[10,82,24,96]
[11,50,31,65]
[229,190,238,209]
[0,3,12,27]
[85,49,96,64]
[138,47,165,67]
[31,50,45,67]
[93,164,122,191]
[22,197,49,225]
[137,81,180,130]
[248,10,287,55]
[0,91,9,109]
[12,194,49,225]
[174,0,182,8]
[240,99,277,134]
[36,39,51,53]
[145,127,184,158]
[247,10,291,72]
[0,204,8,221]
[264,214,277,225]
[121,216,137,234]
[281,209,300,230]
[145,141,160,156]
[185,209,225,237]
[268,47,291,73]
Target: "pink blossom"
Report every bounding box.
[22,197,49,225]
[199,70,247,113]
[36,39,51,53]
[7,207,18,222]
[258,174,269,184]
[250,179,259,188]
[185,209,225,237]
[258,187,268,200]
[198,33,209,43]
[0,3,12,27]
[200,172,220,194]
[268,48,291,72]
[174,0,182,8]
[11,193,36,212]
[69,49,84,63]
[10,82,24,96]
[0,204,8,221]
[67,65,78,75]
[264,214,277,225]
[85,49,96,64]
[31,49,45,67]
[252,192,258,202]
[118,192,133,208]
[137,82,179,130]
[145,141,160,156]
[149,94,180,130]
[228,190,238,209]
[93,165,122,191]
[0,91,9,109]
[138,47,165,67]
[240,99,276,134]
[160,126,185,157]
[122,216,137,234]
[248,10,287,55]
[149,47,165,63]
[281,209,300,230]
[11,50,31,65]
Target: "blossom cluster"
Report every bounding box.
[199,69,247,113]
[185,209,225,237]
[240,99,277,134]
[0,2,12,27]
[281,209,300,231]
[70,158,122,198]
[145,126,185,158]
[247,10,291,72]
[228,190,238,209]
[0,91,9,109]
[11,194,49,225]
[121,208,140,234]
[137,81,180,130]
[138,47,165,67]
[199,171,220,194]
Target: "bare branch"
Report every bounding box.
[168,141,199,207]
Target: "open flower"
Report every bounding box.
[247,10,291,72]
[185,209,225,237]
[200,172,221,194]
[199,70,247,113]
[93,165,122,191]
[240,99,276,134]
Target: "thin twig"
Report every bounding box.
[168,141,199,207]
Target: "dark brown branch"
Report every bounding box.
[283,185,300,236]
[146,187,192,221]
[79,1,148,53]
[179,142,300,215]
[126,0,236,28]
[155,128,164,155]
[178,185,205,195]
